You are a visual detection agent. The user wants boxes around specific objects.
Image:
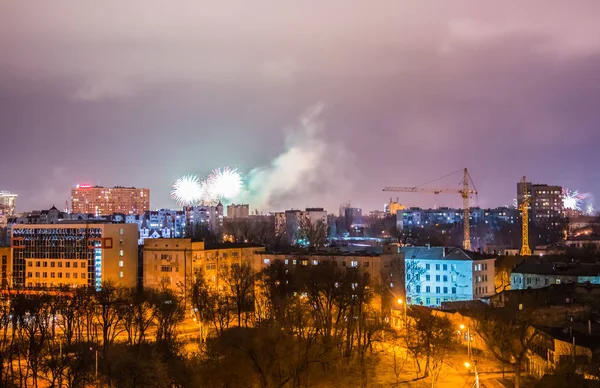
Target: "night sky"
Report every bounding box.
[2,1,600,214]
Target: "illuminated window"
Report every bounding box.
[119,271,124,278]
[263,259,271,265]
[119,260,124,268]
[119,250,124,256]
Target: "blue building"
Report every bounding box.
[402,246,496,307]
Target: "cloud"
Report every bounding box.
[71,78,134,102]
[261,58,298,82]
[241,103,354,211]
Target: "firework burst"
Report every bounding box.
[206,167,242,201]
[562,188,585,211]
[171,174,202,206]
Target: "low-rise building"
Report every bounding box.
[511,262,600,290]
[0,247,10,288]
[10,223,138,289]
[143,239,265,291]
[402,246,496,307]
[254,244,405,299]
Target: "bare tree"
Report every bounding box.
[221,263,255,327]
[473,308,540,388]
[94,282,128,355]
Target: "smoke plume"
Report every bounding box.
[242,103,354,212]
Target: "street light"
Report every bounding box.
[396,298,407,328]
[459,324,472,360]
[464,360,479,388]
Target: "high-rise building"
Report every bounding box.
[517,180,564,245]
[226,203,249,219]
[0,191,17,227]
[71,185,150,216]
[285,208,328,244]
[0,191,17,216]
[10,223,138,289]
[185,204,223,233]
[345,207,363,230]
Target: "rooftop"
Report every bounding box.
[402,246,495,261]
[204,242,264,250]
[512,261,600,277]
[259,250,389,257]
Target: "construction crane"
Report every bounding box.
[518,176,532,256]
[383,168,477,251]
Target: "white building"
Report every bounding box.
[402,246,496,307]
[226,203,249,219]
[185,204,223,234]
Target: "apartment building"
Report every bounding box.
[402,246,496,307]
[142,239,265,291]
[10,223,138,289]
[71,185,150,216]
[511,261,600,290]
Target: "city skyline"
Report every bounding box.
[2,1,600,213]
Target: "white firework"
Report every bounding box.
[207,167,242,201]
[586,203,595,216]
[171,175,202,206]
[562,189,585,211]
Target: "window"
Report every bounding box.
[293,260,297,265]
[426,297,431,305]
[120,228,124,235]
[119,260,124,268]
[426,275,431,281]
[66,262,70,268]
[51,272,55,278]
[58,273,62,278]
[58,262,63,268]
[451,264,456,271]
[436,298,441,305]
[451,275,457,282]
[425,264,430,270]
[73,262,78,268]
[416,285,421,293]
[526,277,531,285]
[435,264,440,270]
[36,261,40,267]
[35,272,40,278]
[545,279,549,286]
[452,287,456,294]
[28,262,32,267]
[426,286,430,292]
[27,272,32,278]
[119,250,124,257]
[443,275,448,282]
[284,259,289,265]
[484,263,488,270]
[443,287,448,294]
[556,279,561,284]
[363,262,369,268]
[435,286,441,293]
[81,273,86,279]
[436,275,441,282]
[443,264,447,271]
[263,259,271,265]
[350,261,359,267]
[73,273,78,279]
[206,262,216,270]
[312,260,318,265]
[42,272,47,278]
[50,262,55,268]
[43,262,48,268]
[119,271,124,278]
[301,260,308,266]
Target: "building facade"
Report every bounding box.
[403,246,496,307]
[0,191,17,227]
[511,262,600,290]
[185,204,223,234]
[517,181,564,245]
[71,185,150,216]
[0,247,10,288]
[226,204,249,219]
[142,239,265,291]
[284,208,328,244]
[10,223,138,289]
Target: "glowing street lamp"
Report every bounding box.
[464,360,480,388]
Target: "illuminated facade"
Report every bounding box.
[142,239,265,291]
[71,185,150,216]
[10,223,138,289]
[0,191,17,227]
[517,181,564,245]
[226,203,249,219]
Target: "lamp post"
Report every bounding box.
[464,361,479,388]
[460,324,472,360]
[397,298,407,328]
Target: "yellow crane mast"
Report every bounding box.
[519,176,532,256]
[383,168,477,251]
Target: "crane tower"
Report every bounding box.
[383,168,477,251]
[519,176,532,256]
